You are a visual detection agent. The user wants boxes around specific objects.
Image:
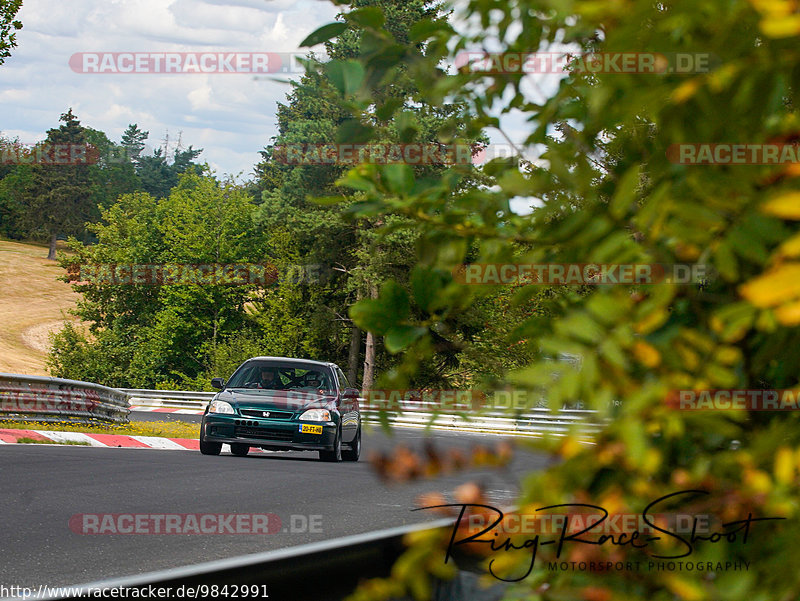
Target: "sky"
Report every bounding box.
[1,0,341,180]
[0,0,549,212]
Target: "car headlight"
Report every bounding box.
[299,409,331,422]
[208,400,235,415]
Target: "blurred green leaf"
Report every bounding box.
[325,60,366,96]
[299,22,348,47]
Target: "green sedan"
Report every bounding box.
[200,357,361,462]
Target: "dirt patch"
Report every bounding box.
[21,320,69,354]
[0,239,79,375]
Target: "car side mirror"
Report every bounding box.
[342,387,359,400]
[211,378,225,390]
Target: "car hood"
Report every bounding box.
[215,389,335,413]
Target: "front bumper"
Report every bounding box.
[202,413,337,451]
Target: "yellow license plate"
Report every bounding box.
[300,424,323,435]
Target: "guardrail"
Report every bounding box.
[123,388,215,408]
[0,373,130,424]
[121,388,604,437]
[42,518,507,601]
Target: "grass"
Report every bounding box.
[0,238,79,375]
[0,419,200,439]
[16,437,90,446]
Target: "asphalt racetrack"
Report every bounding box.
[0,411,550,588]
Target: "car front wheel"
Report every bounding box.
[342,426,360,462]
[199,437,222,455]
[319,427,342,462]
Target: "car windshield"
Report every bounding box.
[226,361,333,393]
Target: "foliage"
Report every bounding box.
[18,109,97,254]
[297,0,800,599]
[137,146,204,199]
[0,0,22,65]
[0,114,204,248]
[15,437,90,445]
[0,158,32,239]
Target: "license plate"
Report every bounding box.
[299,424,323,435]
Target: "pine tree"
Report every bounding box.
[23,109,95,259]
[120,124,149,163]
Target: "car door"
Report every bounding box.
[334,366,359,442]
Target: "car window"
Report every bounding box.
[336,367,351,390]
[227,362,333,392]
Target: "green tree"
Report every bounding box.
[50,173,267,388]
[0,0,22,65]
[137,144,203,199]
[20,109,96,259]
[84,127,140,218]
[0,135,31,238]
[120,124,149,163]
[1,121,146,243]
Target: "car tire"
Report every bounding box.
[342,425,360,462]
[230,443,250,457]
[319,427,342,462]
[199,437,222,456]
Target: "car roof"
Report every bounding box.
[245,356,336,368]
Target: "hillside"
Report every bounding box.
[0,239,78,376]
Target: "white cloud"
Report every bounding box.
[1,0,339,175]
[509,196,543,216]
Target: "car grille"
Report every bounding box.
[240,409,293,420]
[234,426,293,441]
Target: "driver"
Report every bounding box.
[258,368,280,389]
